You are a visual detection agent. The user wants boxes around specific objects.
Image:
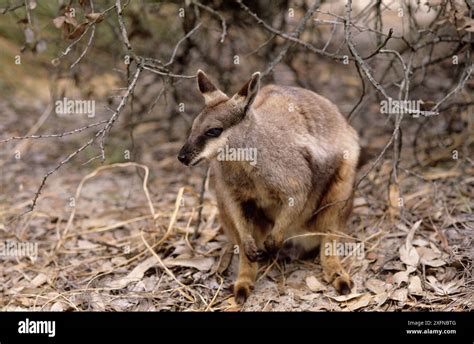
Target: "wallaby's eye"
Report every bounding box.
[205,128,223,138]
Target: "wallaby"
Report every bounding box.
[178,70,360,304]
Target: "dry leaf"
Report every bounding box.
[365,278,388,294]
[30,273,48,288]
[390,288,408,302]
[429,241,442,254]
[211,244,233,275]
[170,243,192,257]
[366,252,378,261]
[423,170,461,180]
[345,293,372,311]
[353,197,370,215]
[108,256,156,289]
[90,293,106,311]
[77,239,98,249]
[383,260,405,271]
[424,259,446,267]
[325,292,365,302]
[426,276,464,296]
[393,270,410,286]
[306,275,327,292]
[408,276,423,295]
[426,0,444,6]
[417,246,438,260]
[399,220,422,267]
[412,238,429,246]
[163,256,214,272]
[417,246,446,267]
[50,301,66,312]
[299,293,320,301]
[197,227,219,244]
[373,292,389,306]
[459,17,474,32]
[393,264,416,286]
[111,256,127,266]
[67,22,88,40]
[399,244,420,266]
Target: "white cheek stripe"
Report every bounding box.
[192,132,230,163]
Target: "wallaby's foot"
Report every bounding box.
[263,232,283,257]
[323,268,354,295]
[321,237,354,295]
[233,280,254,305]
[234,249,257,305]
[243,236,265,262]
[333,274,354,295]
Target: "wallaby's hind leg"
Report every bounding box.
[233,252,257,304]
[315,159,356,295]
[320,235,354,294]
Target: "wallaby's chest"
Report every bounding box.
[219,163,282,218]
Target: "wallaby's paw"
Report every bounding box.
[233,281,253,305]
[263,233,283,256]
[333,275,354,295]
[243,237,265,262]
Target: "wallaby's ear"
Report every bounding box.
[232,72,261,111]
[196,69,228,105]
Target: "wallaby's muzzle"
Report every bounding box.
[178,142,203,166]
[177,145,191,166]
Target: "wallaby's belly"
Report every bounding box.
[213,159,328,250]
[252,189,324,259]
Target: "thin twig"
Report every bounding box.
[0,120,108,143]
[192,0,226,43]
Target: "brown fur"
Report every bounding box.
[178,70,360,304]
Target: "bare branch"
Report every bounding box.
[28,67,143,212]
[262,1,321,77]
[0,120,108,144]
[235,0,346,62]
[192,0,227,43]
[164,22,202,67]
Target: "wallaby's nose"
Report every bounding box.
[177,146,190,165]
[177,153,188,165]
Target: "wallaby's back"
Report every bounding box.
[253,85,358,154]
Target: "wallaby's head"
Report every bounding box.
[177,70,260,166]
